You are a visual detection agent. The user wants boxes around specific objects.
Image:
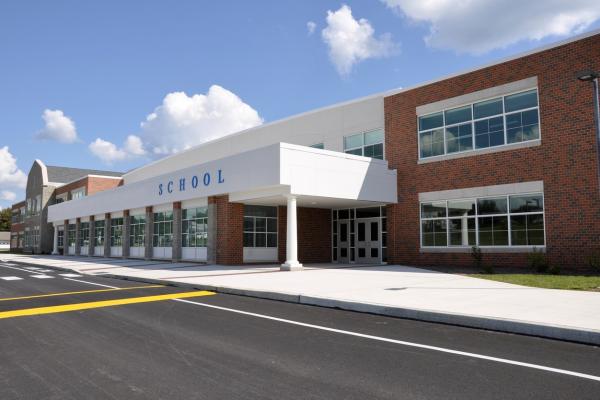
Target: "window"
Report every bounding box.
[418,89,539,159]
[32,227,40,247]
[67,224,76,247]
[420,193,544,248]
[153,211,173,247]
[57,229,64,248]
[111,218,123,246]
[310,143,324,149]
[79,222,90,247]
[130,215,146,247]
[71,188,86,200]
[182,207,208,248]
[243,205,277,248]
[94,220,105,247]
[343,129,384,159]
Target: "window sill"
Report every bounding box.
[418,139,541,164]
[420,246,545,254]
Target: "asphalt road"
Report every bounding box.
[0,261,599,400]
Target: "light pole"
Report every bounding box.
[577,71,600,194]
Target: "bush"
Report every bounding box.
[587,254,600,272]
[528,248,549,273]
[471,246,482,269]
[548,265,561,275]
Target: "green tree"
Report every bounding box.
[0,208,11,231]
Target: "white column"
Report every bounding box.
[52,225,59,255]
[281,195,303,271]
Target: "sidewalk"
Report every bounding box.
[3,254,600,345]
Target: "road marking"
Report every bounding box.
[62,278,119,288]
[0,285,164,302]
[0,291,215,319]
[30,275,54,279]
[175,299,600,383]
[59,273,83,278]
[0,264,37,273]
[1,276,23,281]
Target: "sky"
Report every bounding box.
[1,0,600,209]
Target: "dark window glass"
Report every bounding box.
[357,223,365,241]
[370,248,379,258]
[421,220,447,246]
[358,248,366,258]
[419,112,443,131]
[382,218,387,232]
[243,217,254,231]
[510,215,544,245]
[267,218,277,233]
[340,223,348,242]
[267,233,277,247]
[338,209,349,220]
[446,123,472,154]
[448,200,476,217]
[244,205,276,218]
[341,248,347,258]
[445,105,472,125]
[504,90,537,112]
[370,222,378,241]
[473,98,503,119]
[363,143,384,159]
[478,216,508,246]
[255,218,266,232]
[449,218,476,246]
[474,116,504,149]
[421,202,447,218]
[509,195,543,213]
[419,129,445,158]
[356,207,380,218]
[477,198,507,215]
[243,233,254,247]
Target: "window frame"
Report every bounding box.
[129,215,146,248]
[417,88,541,160]
[110,217,123,247]
[343,128,385,160]
[152,211,173,248]
[419,192,546,249]
[182,207,208,248]
[243,206,278,248]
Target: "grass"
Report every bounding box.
[468,273,600,291]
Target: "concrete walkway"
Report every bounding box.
[2,254,600,345]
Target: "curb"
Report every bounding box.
[6,258,600,346]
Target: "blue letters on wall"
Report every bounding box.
[158,169,224,196]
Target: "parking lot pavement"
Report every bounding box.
[1,261,599,399]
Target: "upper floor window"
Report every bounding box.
[71,188,86,200]
[310,143,324,149]
[418,89,539,159]
[344,129,384,160]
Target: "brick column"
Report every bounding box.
[104,213,111,257]
[122,210,130,258]
[144,206,153,260]
[207,200,217,264]
[75,218,81,256]
[88,216,95,256]
[213,195,244,265]
[172,202,182,263]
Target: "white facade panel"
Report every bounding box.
[243,247,278,263]
[182,247,207,261]
[181,198,208,209]
[94,246,103,256]
[110,247,122,257]
[130,247,144,258]
[153,247,172,259]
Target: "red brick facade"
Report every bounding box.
[278,206,332,264]
[211,195,244,265]
[55,176,123,198]
[385,34,600,269]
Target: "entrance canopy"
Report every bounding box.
[48,143,397,222]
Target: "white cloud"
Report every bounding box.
[139,85,263,155]
[321,4,397,76]
[0,190,16,201]
[36,109,79,143]
[0,146,26,189]
[382,0,600,54]
[307,21,317,35]
[88,135,146,164]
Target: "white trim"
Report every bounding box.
[110,211,123,218]
[152,203,173,213]
[129,207,146,216]
[181,198,208,209]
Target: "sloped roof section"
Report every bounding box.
[46,166,123,184]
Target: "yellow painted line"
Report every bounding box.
[0,285,164,302]
[0,291,215,319]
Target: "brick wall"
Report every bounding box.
[55,176,122,198]
[278,206,332,264]
[384,34,600,269]
[211,195,244,264]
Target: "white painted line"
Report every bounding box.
[31,275,54,279]
[63,278,118,289]
[175,299,600,383]
[59,273,83,278]
[36,269,54,273]
[0,264,36,273]
[1,276,23,281]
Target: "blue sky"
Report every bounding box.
[1,0,600,208]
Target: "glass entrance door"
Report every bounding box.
[338,221,350,263]
[356,218,381,263]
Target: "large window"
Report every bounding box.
[421,193,544,248]
[243,206,277,248]
[79,222,90,247]
[67,224,76,247]
[130,215,146,247]
[71,188,86,200]
[57,228,64,248]
[153,211,173,247]
[94,220,105,247]
[344,129,384,159]
[418,89,539,159]
[111,218,123,246]
[182,207,208,248]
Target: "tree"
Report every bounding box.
[0,208,11,231]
